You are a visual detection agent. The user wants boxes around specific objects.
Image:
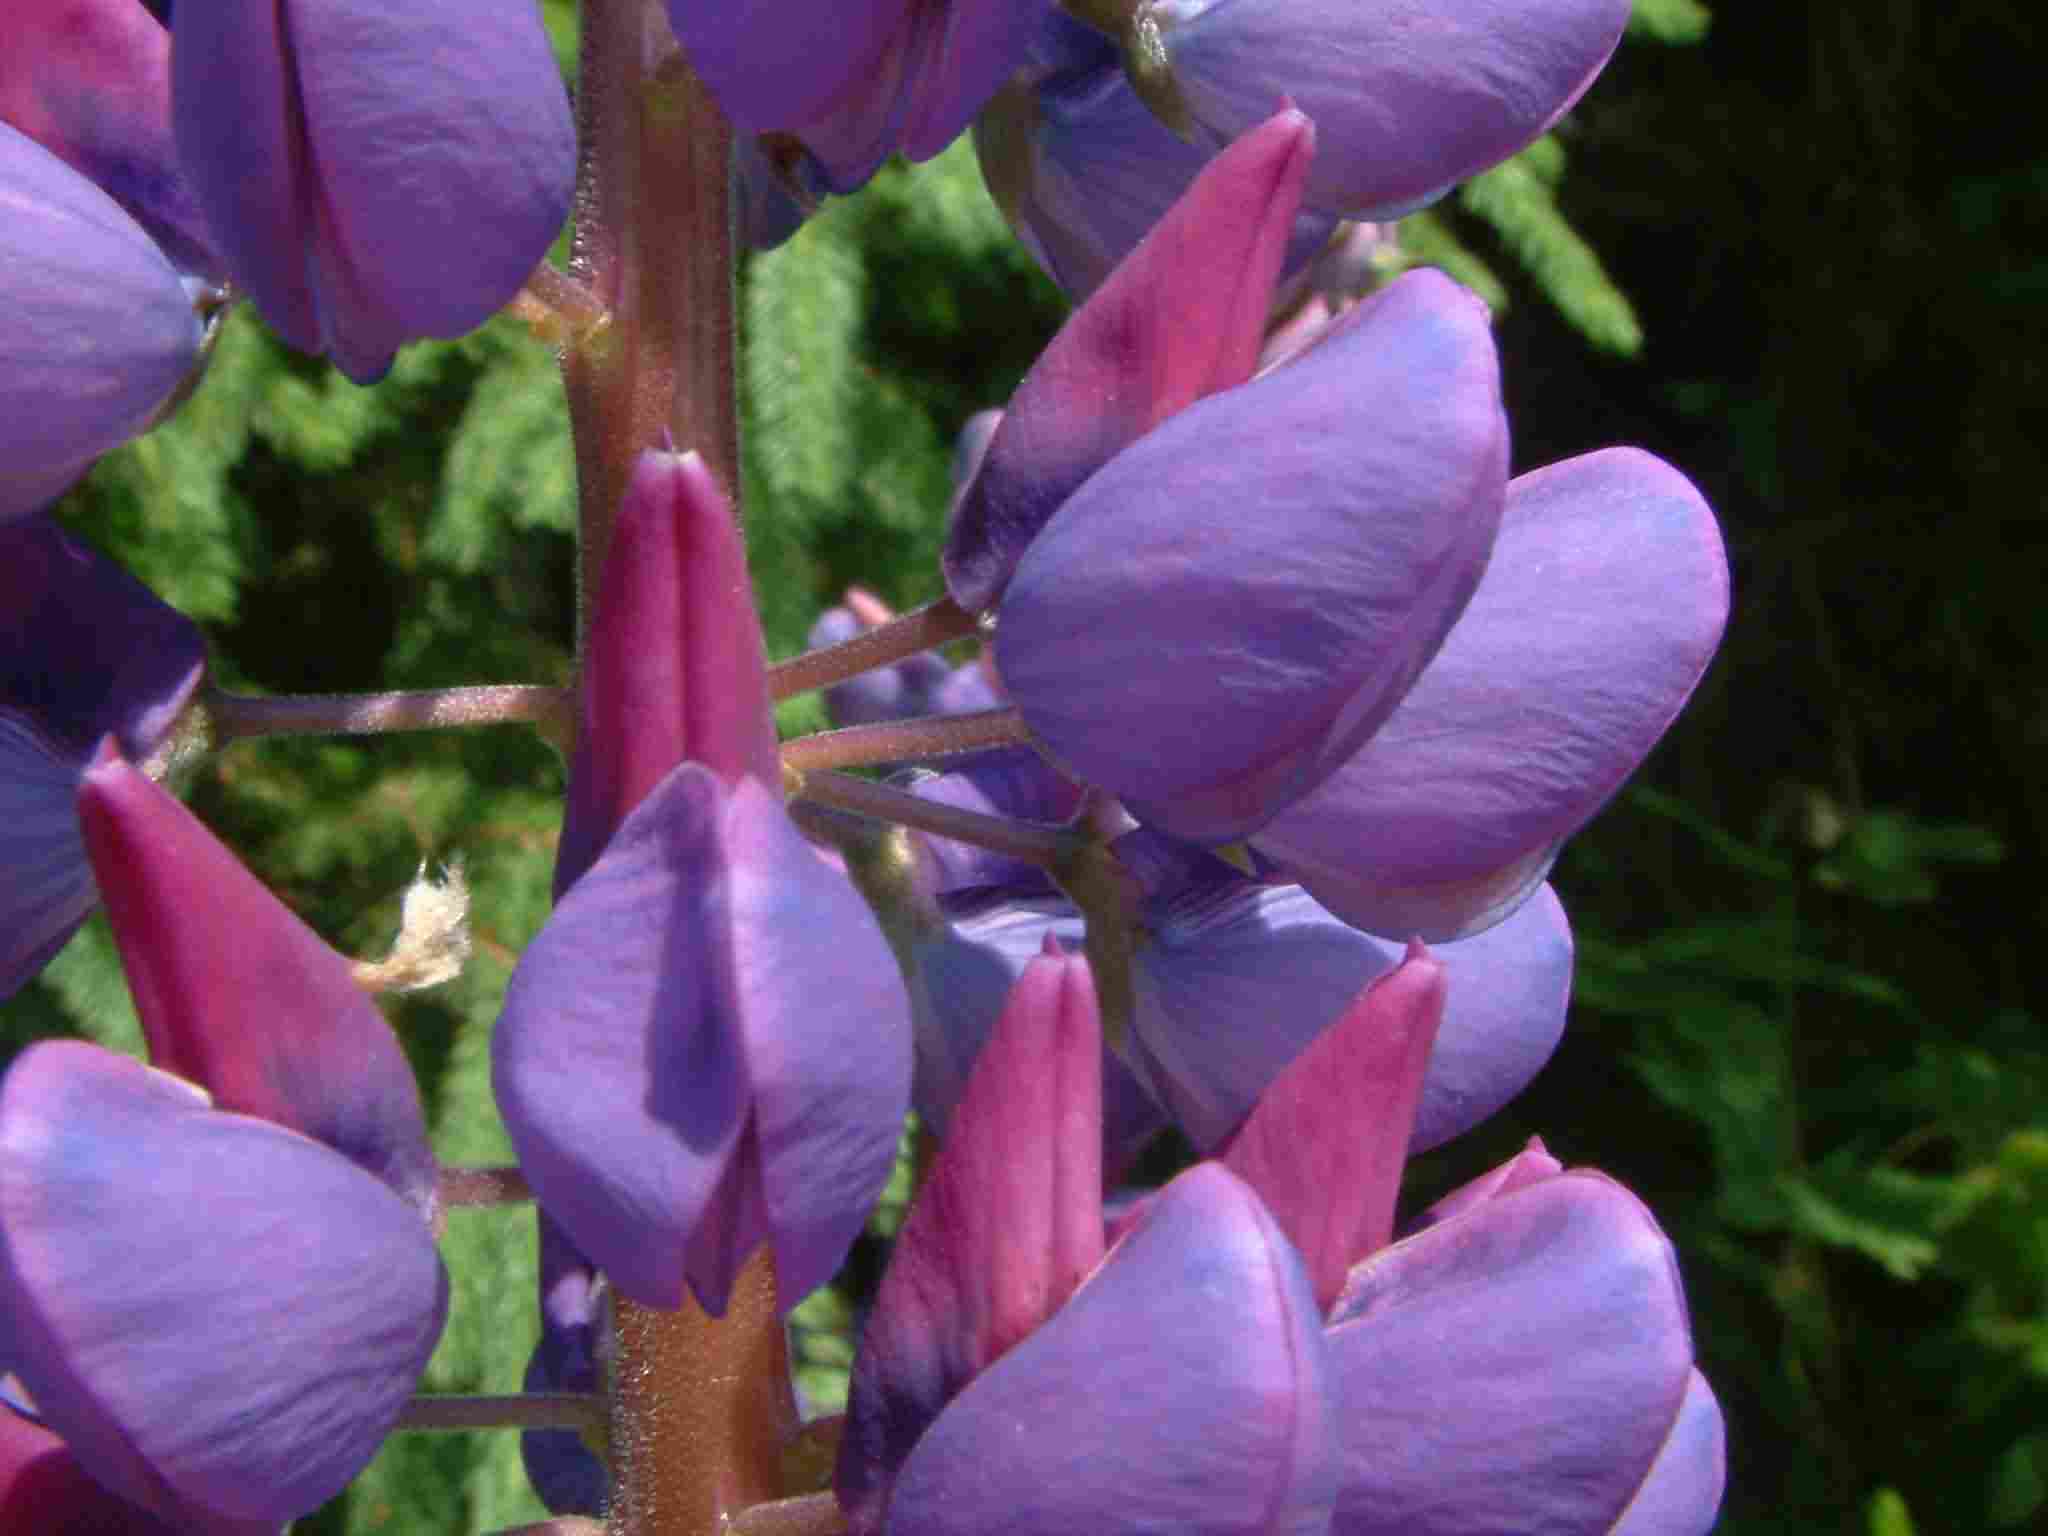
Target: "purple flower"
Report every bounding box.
[0,749,449,1528]
[839,942,1723,1534]
[838,941,1342,1536]
[1,519,204,999]
[0,1044,445,1530]
[992,263,1507,845]
[907,774,1572,1161]
[1247,447,1731,941]
[1121,0,1632,219]
[945,106,1322,611]
[974,7,1338,301]
[1,125,208,521]
[494,450,912,1314]
[671,0,1049,192]
[171,0,574,382]
[0,0,217,275]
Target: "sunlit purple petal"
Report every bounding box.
[0,1042,446,1526]
[1325,1170,1693,1535]
[1149,0,1632,218]
[1,124,202,519]
[1253,449,1728,940]
[1612,1369,1727,1536]
[997,269,1506,843]
[497,766,909,1314]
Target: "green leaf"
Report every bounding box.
[1629,0,1712,46]
[1459,139,1644,355]
[1867,1486,1917,1536]
[430,322,578,573]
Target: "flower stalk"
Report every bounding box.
[557,5,786,1532]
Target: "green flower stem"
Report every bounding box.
[767,596,980,701]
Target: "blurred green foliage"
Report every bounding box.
[8,1,2044,1532]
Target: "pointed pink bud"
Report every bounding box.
[75,747,436,1218]
[556,449,779,892]
[836,943,1105,1531]
[1221,940,1447,1310]
[944,107,1317,611]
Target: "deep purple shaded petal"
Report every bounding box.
[77,753,438,1214]
[977,32,1338,304]
[1154,0,1632,218]
[1252,449,1728,940]
[889,1163,1338,1536]
[897,0,1053,162]
[906,748,1080,904]
[520,1213,607,1519]
[1612,1369,1726,1536]
[498,766,909,1315]
[1125,876,1570,1155]
[0,1,216,274]
[808,608,959,731]
[1,520,205,757]
[0,715,96,1001]
[1324,1170,1693,1536]
[1223,945,1445,1310]
[998,269,1506,843]
[0,1042,446,1526]
[666,0,909,135]
[1,124,201,519]
[947,107,1317,611]
[173,0,573,381]
[838,945,1103,1531]
[559,451,777,893]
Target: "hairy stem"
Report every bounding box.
[768,597,981,701]
[436,1165,534,1208]
[607,1255,795,1536]
[790,769,1082,868]
[396,1392,602,1434]
[563,0,739,638]
[779,707,1034,774]
[206,684,569,742]
[728,1494,849,1536]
